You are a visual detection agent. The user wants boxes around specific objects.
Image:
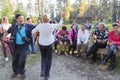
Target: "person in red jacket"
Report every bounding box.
[101,23,120,71]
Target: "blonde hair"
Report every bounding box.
[42,14,50,23]
[1,16,9,24]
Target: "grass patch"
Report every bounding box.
[26,52,40,66]
[115,56,120,70]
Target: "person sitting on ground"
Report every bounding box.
[101,23,120,71]
[76,23,90,58]
[57,26,69,56]
[68,24,78,56]
[83,23,108,64]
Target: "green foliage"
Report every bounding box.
[116,56,120,70]
[12,3,27,23]
[30,16,39,25]
[0,0,13,23]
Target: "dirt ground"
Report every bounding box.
[0,51,120,80]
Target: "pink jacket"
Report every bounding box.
[57,30,69,39]
[68,29,78,42]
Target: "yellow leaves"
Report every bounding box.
[79,0,90,17]
[64,0,73,21]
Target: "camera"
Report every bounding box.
[10,37,16,43]
[22,37,30,43]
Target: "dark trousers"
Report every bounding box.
[27,42,36,53]
[39,44,53,77]
[68,40,77,54]
[87,42,106,61]
[27,37,36,53]
[54,40,58,50]
[12,44,27,75]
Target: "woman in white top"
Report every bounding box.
[76,23,90,58]
[0,16,13,61]
[32,13,64,80]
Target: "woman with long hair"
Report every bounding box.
[68,24,78,56]
[0,16,13,61]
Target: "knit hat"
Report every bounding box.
[112,23,119,27]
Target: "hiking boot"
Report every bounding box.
[11,73,17,79]
[45,76,50,80]
[21,73,26,80]
[107,64,115,71]
[76,54,81,58]
[40,72,45,77]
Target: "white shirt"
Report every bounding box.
[32,19,63,46]
[77,29,90,44]
[0,23,11,37]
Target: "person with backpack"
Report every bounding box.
[0,16,13,61]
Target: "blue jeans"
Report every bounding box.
[27,38,36,53]
[109,45,118,54]
[39,44,53,77]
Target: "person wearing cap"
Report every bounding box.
[32,13,64,80]
[83,23,108,64]
[76,23,90,58]
[101,23,120,71]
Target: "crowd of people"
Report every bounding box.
[0,13,120,80]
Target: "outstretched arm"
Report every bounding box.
[52,13,65,29]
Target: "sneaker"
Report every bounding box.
[21,74,26,80]
[45,76,50,80]
[55,50,57,53]
[11,73,17,79]
[65,52,68,56]
[81,53,87,58]
[40,72,45,77]
[5,57,9,61]
[58,51,61,55]
[32,52,36,54]
[76,54,81,58]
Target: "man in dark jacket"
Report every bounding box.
[3,14,33,80]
